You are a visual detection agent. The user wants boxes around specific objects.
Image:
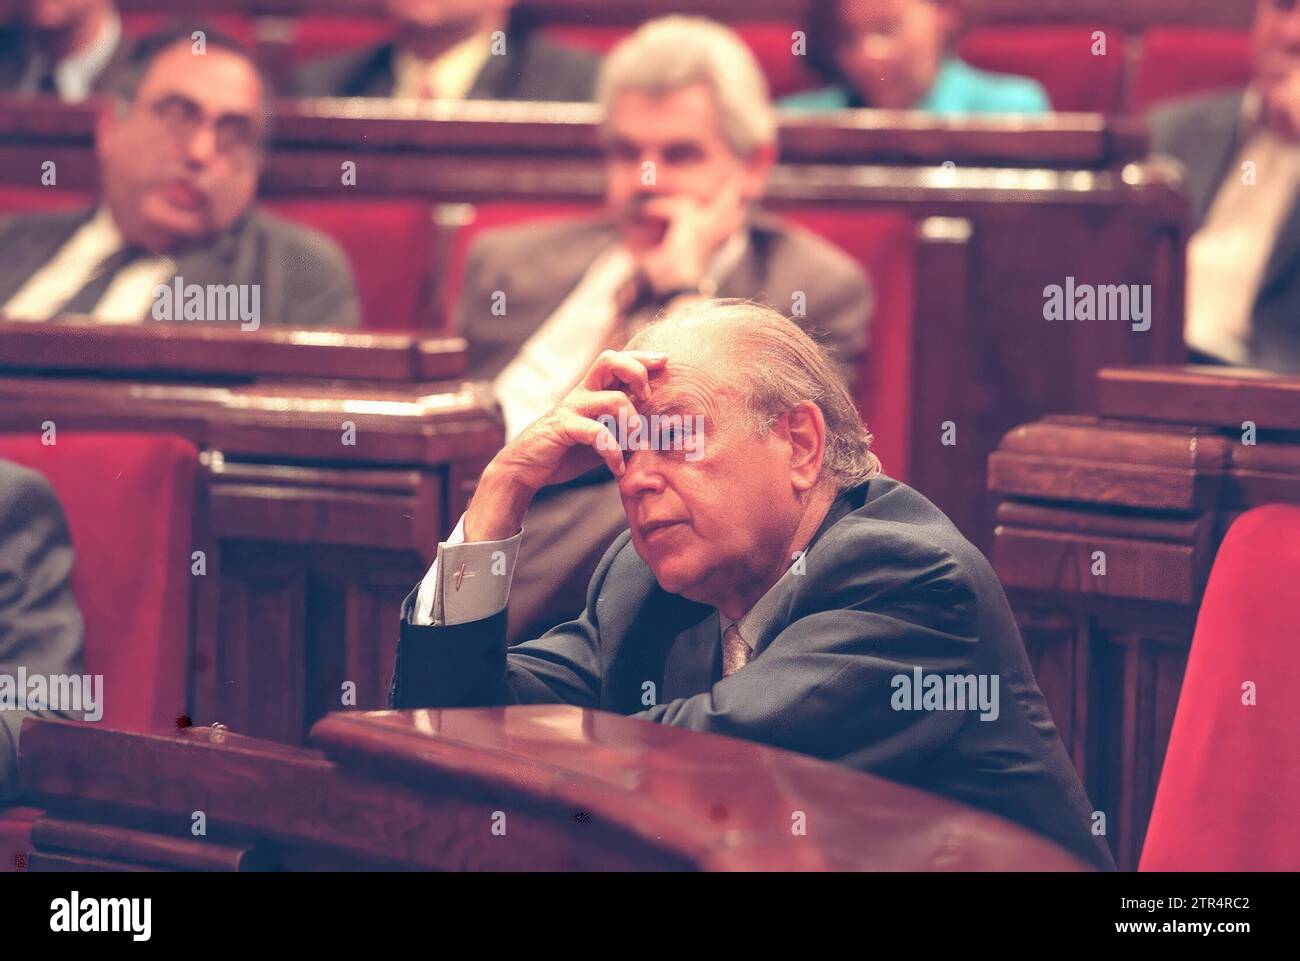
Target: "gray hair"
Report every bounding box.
[627,299,882,490]
[596,16,777,157]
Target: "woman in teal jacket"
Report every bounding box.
[781,0,1050,116]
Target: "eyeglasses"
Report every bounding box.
[145,93,263,159]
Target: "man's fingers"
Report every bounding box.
[557,410,626,477]
[582,349,669,398]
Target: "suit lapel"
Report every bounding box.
[0,209,94,306]
[662,609,721,700]
[1259,195,1300,301]
[1184,93,1248,225]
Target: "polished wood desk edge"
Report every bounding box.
[16,712,1093,871]
[0,320,468,384]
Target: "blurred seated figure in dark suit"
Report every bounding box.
[782,0,1049,114]
[0,27,360,329]
[459,16,872,642]
[390,300,1115,872]
[0,460,85,801]
[1150,0,1300,373]
[290,0,598,102]
[0,0,137,101]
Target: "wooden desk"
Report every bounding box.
[0,100,1190,550]
[0,321,503,746]
[15,710,1092,871]
[986,364,1300,870]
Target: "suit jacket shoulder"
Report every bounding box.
[472,33,600,102]
[289,43,394,98]
[1148,88,1246,225]
[0,460,85,800]
[239,209,362,328]
[740,213,873,382]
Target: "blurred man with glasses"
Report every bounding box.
[0,27,360,329]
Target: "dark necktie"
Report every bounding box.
[57,245,147,318]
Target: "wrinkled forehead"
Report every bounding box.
[135,43,264,118]
[635,323,746,419]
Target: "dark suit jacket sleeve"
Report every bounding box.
[278,229,362,329]
[632,533,977,766]
[0,465,85,801]
[388,536,620,710]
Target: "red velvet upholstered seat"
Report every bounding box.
[0,433,198,871]
[959,26,1125,112]
[1139,505,1300,871]
[1132,28,1253,112]
[264,199,438,330]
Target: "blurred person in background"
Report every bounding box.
[782,0,1049,114]
[0,0,136,101]
[459,16,872,643]
[1151,0,1300,373]
[0,27,360,329]
[291,0,598,102]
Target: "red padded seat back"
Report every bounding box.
[1132,28,1253,112]
[264,199,436,330]
[959,26,1124,112]
[1139,505,1300,871]
[0,433,197,733]
[286,17,395,65]
[543,22,822,99]
[780,209,914,481]
[0,186,94,216]
[120,12,257,49]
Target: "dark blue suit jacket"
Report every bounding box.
[390,476,1115,870]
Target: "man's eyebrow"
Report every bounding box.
[639,391,704,418]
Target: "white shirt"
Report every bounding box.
[392,30,495,100]
[1185,90,1300,363]
[2,207,174,324]
[491,230,751,440]
[22,8,122,102]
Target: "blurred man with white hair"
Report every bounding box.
[390,299,1112,872]
[461,16,873,641]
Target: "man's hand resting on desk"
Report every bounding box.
[463,349,668,542]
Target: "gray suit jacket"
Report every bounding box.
[458,211,873,390]
[1150,89,1300,372]
[290,32,599,102]
[388,475,1115,871]
[0,461,85,801]
[0,206,361,329]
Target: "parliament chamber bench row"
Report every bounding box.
[0,98,1190,553]
[0,0,1258,112]
[2,328,1297,870]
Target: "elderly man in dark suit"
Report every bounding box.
[1150,0,1300,373]
[0,461,85,800]
[0,28,360,329]
[290,0,598,102]
[389,300,1113,871]
[462,16,872,639]
[0,0,137,101]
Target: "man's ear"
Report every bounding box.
[783,401,827,493]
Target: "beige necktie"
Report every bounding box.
[722,623,753,677]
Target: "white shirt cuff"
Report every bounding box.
[411,513,522,627]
